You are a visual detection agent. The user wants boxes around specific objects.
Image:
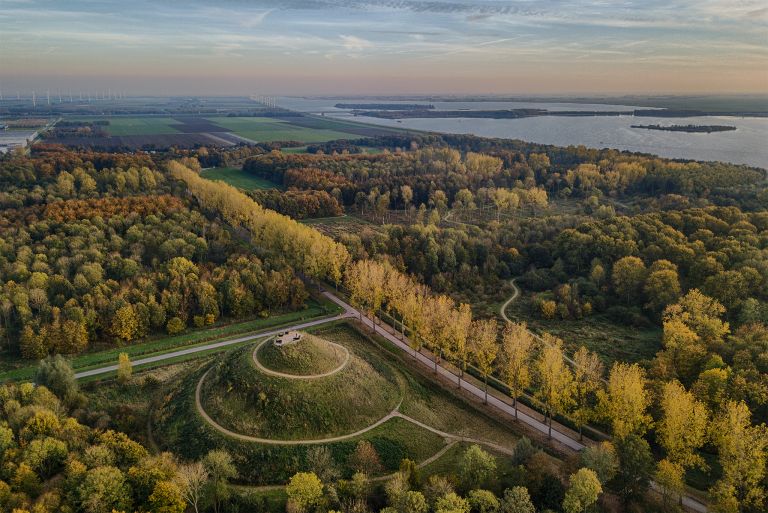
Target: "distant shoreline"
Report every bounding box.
[353,108,768,120]
[631,124,737,133]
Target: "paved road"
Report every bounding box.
[73,310,355,379]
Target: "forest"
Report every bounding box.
[0,136,766,513]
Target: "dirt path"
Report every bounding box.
[499,278,578,368]
[195,367,403,445]
[251,336,350,380]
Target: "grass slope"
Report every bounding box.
[201,167,279,190]
[257,334,347,376]
[199,329,400,439]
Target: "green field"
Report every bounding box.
[206,116,359,143]
[92,117,182,136]
[201,167,279,190]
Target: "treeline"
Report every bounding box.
[243,148,549,213]
[249,189,343,220]
[168,161,349,284]
[346,259,768,512]
[341,134,766,205]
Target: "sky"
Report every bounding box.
[0,0,767,96]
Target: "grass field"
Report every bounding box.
[206,116,358,142]
[503,293,662,366]
[201,167,279,190]
[94,117,182,136]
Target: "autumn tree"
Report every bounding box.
[657,380,708,470]
[111,305,139,343]
[450,303,473,387]
[572,346,603,440]
[499,322,534,419]
[117,353,132,385]
[535,334,574,438]
[286,472,324,513]
[709,401,768,512]
[469,319,498,403]
[599,362,651,439]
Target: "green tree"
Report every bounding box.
[77,466,132,513]
[435,492,470,513]
[467,489,499,513]
[614,434,654,504]
[644,268,682,313]
[459,445,497,489]
[612,256,647,303]
[563,468,602,513]
[580,442,618,485]
[35,355,79,404]
[203,450,237,513]
[499,486,535,513]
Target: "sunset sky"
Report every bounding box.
[1,0,767,95]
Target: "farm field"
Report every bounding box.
[201,166,279,190]
[206,116,360,142]
[101,116,181,135]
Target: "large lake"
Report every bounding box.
[280,97,768,170]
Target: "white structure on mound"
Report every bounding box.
[274,331,303,346]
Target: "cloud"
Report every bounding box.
[339,35,373,51]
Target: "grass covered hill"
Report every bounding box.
[256,333,348,376]
[198,329,401,440]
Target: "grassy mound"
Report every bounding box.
[199,331,401,440]
[256,334,347,376]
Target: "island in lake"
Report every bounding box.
[631,124,737,133]
[335,103,435,110]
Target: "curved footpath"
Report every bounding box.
[252,336,350,379]
[195,366,403,445]
[500,278,578,368]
